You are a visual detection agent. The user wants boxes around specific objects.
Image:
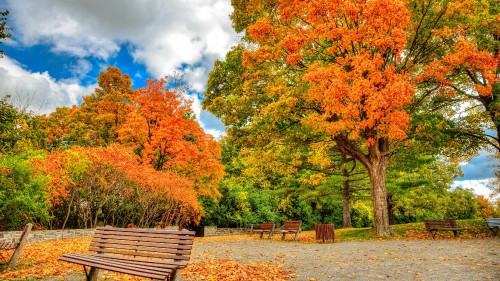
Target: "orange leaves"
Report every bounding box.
[183,259,293,281]
[0,237,90,279]
[119,77,225,198]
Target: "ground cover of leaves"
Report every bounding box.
[0,221,495,281]
[0,236,293,281]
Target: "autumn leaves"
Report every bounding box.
[33,67,224,229]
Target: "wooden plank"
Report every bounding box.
[8,223,32,269]
[88,243,191,255]
[91,254,188,268]
[60,254,171,280]
[90,240,192,250]
[95,228,195,238]
[65,253,174,273]
[0,241,17,250]
[92,234,194,244]
[86,247,191,260]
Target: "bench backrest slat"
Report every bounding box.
[260,223,275,231]
[485,218,500,227]
[283,221,302,230]
[90,227,195,262]
[424,219,457,228]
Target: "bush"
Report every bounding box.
[0,151,51,230]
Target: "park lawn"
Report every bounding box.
[0,219,493,280]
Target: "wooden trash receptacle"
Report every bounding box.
[315,224,335,242]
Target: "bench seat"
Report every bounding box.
[60,253,183,280]
[59,226,195,281]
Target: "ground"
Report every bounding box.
[1,230,499,281]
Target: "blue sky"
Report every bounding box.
[0,0,496,198]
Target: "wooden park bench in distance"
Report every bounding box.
[59,226,195,281]
[249,223,275,239]
[0,223,32,269]
[485,218,500,236]
[424,219,467,239]
[273,221,302,241]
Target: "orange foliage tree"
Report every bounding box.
[32,145,202,228]
[80,66,134,146]
[120,77,225,197]
[205,0,497,235]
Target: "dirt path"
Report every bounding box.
[191,237,500,281]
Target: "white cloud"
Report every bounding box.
[6,0,237,86]
[453,179,494,199]
[0,56,94,114]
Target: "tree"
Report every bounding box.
[204,0,496,235]
[119,77,225,197]
[0,9,10,57]
[80,66,134,146]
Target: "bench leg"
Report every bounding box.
[282,233,286,240]
[260,232,263,239]
[294,232,299,241]
[429,230,436,239]
[452,230,458,238]
[268,231,273,240]
[170,269,181,281]
[88,267,99,281]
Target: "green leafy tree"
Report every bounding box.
[0,9,10,57]
[0,152,51,230]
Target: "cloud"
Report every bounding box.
[453,179,494,199]
[5,0,237,88]
[0,56,94,114]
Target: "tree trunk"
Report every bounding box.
[342,171,353,228]
[387,193,395,225]
[367,156,390,236]
[62,187,76,230]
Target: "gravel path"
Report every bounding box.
[191,237,500,281]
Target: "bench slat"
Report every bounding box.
[94,230,195,240]
[87,247,191,260]
[92,234,194,245]
[90,240,192,251]
[92,254,187,268]
[0,241,17,250]
[89,243,191,255]
[60,253,171,280]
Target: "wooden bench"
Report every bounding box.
[273,221,302,241]
[0,223,32,269]
[249,223,275,239]
[59,226,195,281]
[424,219,467,239]
[485,218,500,236]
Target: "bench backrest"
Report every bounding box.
[90,227,195,266]
[485,218,500,227]
[260,223,275,231]
[283,221,302,231]
[424,219,457,229]
[250,224,261,230]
